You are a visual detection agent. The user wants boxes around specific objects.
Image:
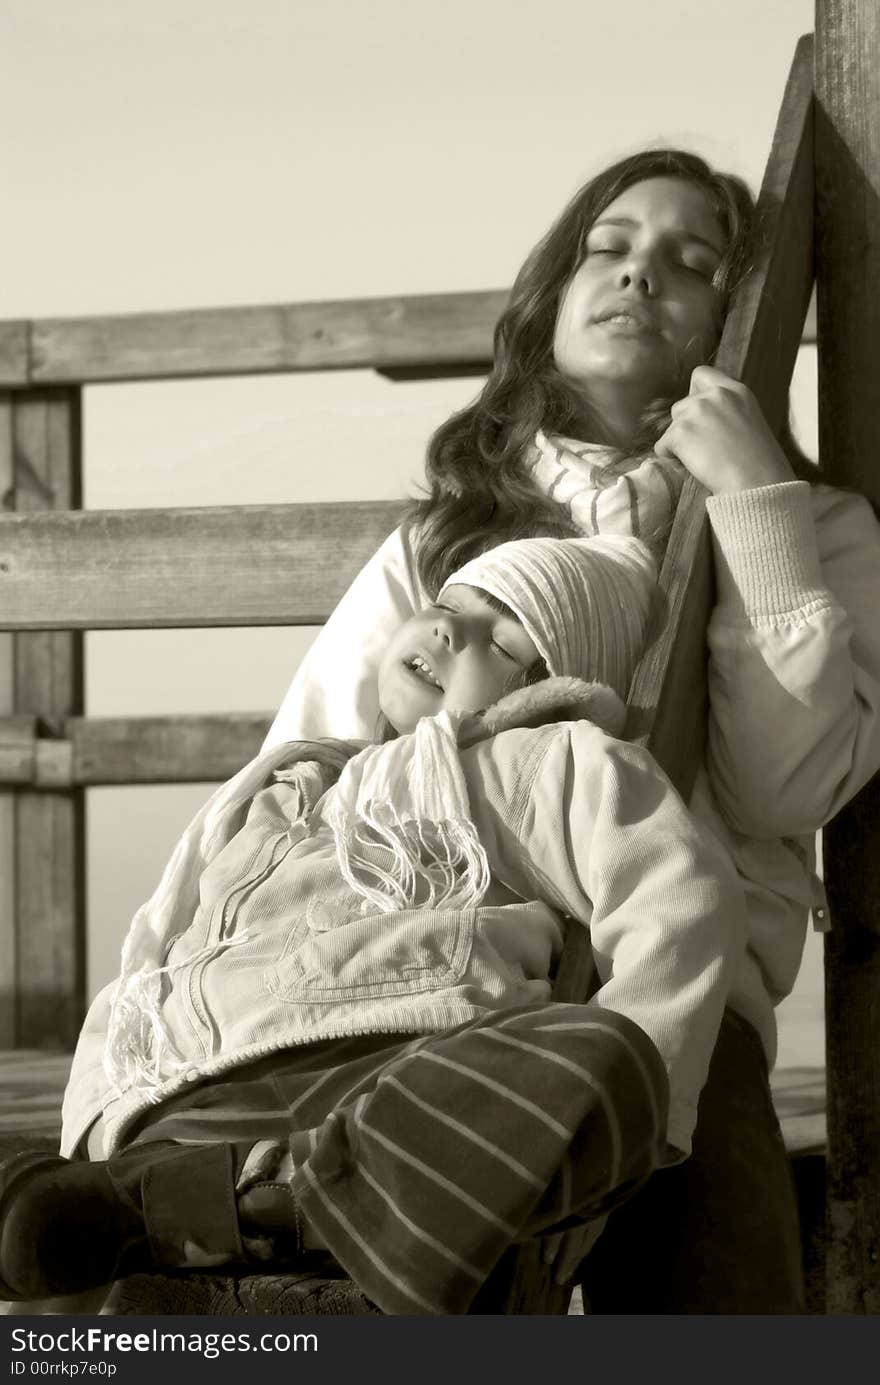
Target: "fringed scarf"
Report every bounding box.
[323,710,489,914]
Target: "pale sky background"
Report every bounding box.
[1,0,821,1065]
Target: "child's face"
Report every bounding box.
[378,585,541,734]
[553,176,725,404]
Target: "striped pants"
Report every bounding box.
[125,1002,668,1314]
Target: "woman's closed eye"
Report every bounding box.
[674,255,718,280]
[586,237,718,279]
[586,240,626,258]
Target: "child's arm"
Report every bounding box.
[461,720,748,1157]
[262,525,426,748]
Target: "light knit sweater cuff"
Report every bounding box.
[705,481,826,620]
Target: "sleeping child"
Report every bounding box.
[0,532,747,1314]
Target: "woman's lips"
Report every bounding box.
[594,310,658,334]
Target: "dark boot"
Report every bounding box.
[233,1138,317,1253]
[0,1141,247,1300]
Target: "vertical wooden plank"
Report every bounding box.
[11,390,86,1048]
[0,394,15,1047]
[814,0,880,1316]
[625,35,814,796]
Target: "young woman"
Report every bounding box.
[261,148,880,1312]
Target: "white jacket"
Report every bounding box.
[61,684,747,1161]
[263,480,880,1066]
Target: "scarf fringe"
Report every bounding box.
[104,932,252,1097]
[329,799,490,915]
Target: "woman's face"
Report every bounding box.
[552,177,726,411]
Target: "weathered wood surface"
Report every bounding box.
[0,325,29,388]
[0,396,14,1048]
[0,713,271,786]
[815,0,880,1317]
[68,713,272,785]
[0,500,406,630]
[626,33,814,798]
[0,716,40,785]
[6,392,86,1049]
[21,291,510,386]
[0,292,817,391]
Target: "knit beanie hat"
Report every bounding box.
[441,534,657,702]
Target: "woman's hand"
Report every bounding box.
[655,365,795,494]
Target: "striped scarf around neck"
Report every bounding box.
[527,430,685,549]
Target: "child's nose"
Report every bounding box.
[434,612,465,651]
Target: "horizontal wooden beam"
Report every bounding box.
[0,715,39,784]
[0,714,273,786]
[0,323,29,387]
[0,288,817,389]
[73,713,271,783]
[18,292,509,387]
[0,499,407,629]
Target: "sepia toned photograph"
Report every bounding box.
[0,0,877,1354]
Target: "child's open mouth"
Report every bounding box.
[403,655,443,690]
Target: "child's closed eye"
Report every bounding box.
[491,639,518,660]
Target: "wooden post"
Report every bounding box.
[0,393,15,1048]
[625,35,814,796]
[814,0,880,1315]
[7,390,86,1048]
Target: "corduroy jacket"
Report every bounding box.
[62,678,747,1163]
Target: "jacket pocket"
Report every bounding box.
[265,907,476,1002]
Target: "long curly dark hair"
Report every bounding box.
[409,148,758,595]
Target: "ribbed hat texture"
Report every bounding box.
[441,534,657,701]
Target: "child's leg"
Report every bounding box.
[239,1003,668,1312]
[0,1003,667,1312]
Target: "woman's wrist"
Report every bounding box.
[705,447,795,496]
[706,481,826,618]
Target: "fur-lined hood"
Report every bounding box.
[458,675,626,748]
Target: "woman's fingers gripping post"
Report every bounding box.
[655,365,794,495]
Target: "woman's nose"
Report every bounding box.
[617,251,657,296]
